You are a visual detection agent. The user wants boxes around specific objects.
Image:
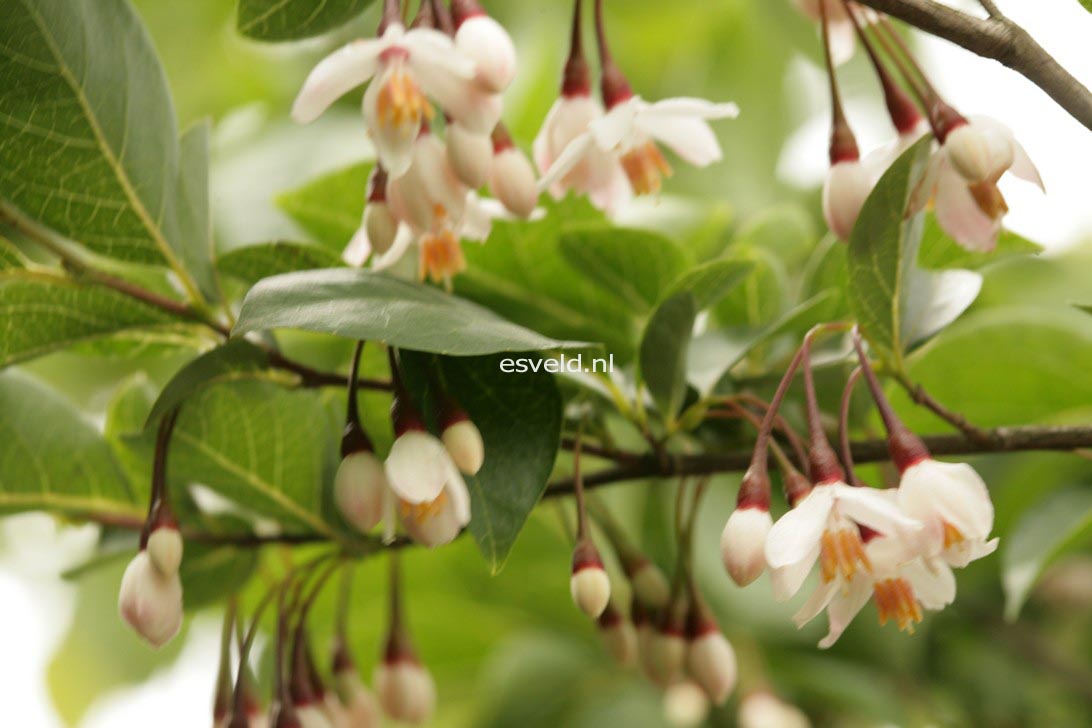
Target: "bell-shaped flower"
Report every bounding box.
[721,469,775,587]
[647,603,687,687]
[291,22,479,177]
[118,550,183,648]
[333,667,381,728]
[662,681,711,728]
[451,0,517,93]
[897,458,998,567]
[822,158,874,242]
[764,480,923,602]
[335,450,388,534]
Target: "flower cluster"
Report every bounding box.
[804,1,1041,251]
[720,330,998,648]
[293,0,536,286]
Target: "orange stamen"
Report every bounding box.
[620,141,672,195]
[873,578,923,633]
[942,521,966,550]
[820,528,872,583]
[419,228,466,285]
[376,69,434,130]
[399,491,448,525]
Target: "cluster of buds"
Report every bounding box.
[334,345,483,547]
[803,0,1042,250]
[535,0,739,216]
[720,329,998,647]
[292,0,536,286]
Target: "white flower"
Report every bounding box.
[764,481,923,602]
[452,1,517,93]
[146,525,183,577]
[793,534,956,648]
[334,450,388,533]
[440,417,485,476]
[647,620,687,687]
[534,95,629,213]
[721,505,773,587]
[385,429,471,547]
[898,458,999,567]
[926,116,1042,252]
[538,96,738,208]
[375,657,436,725]
[118,550,183,648]
[291,23,480,177]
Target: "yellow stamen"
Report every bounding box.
[820,528,872,583]
[419,228,465,285]
[968,180,1008,219]
[620,141,672,196]
[376,69,434,130]
[942,521,966,550]
[873,578,923,633]
[399,491,448,525]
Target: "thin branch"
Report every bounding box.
[894,371,993,445]
[977,0,1003,19]
[853,0,1092,131]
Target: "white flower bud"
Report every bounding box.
[335,668,381,728]
[720,506,773,587]
[447,122,493,189]
[118,551,183,648]
[334,451,387,533]
[375,659,436,725]
[663,681,710,728]
[597,607,638,667]
[455,15,517,93]
[629,560,670,609]
[687,631,738,705]
[822,159,874,242]
[647,625,687,687]
[738,691,812,728]
[490,147,539,219]
[295,704,333,728]
[570,565,611,619]
[441,418,485,476]
[147,525,183,577]
[364,202,399,256]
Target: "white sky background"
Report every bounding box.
[2,2,1092,726]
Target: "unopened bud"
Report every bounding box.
[293,704,333,728]
[375,658,436,725]
[447,122,493,189]
[570,539,611,619]
[334,666,381,728]
[334,451,387,533]
[663,680,710,728]
[490,147,539,219]
[647,611,687,687]
[147,524,183,577]
[738,691,812,728]
[627,559,670,609]
[440,417,485,476]
[455,13,517,93]
[720,505,772,587]
[364,203,399,256]
[686,602,737,705]
[596,602,637,667]
[118,550,183,648]
[822,159,874,242]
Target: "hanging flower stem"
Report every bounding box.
[842,1,923,134]
[839,366,864,486]
[819,0,859,163]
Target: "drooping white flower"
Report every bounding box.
[451,0,517,93]
[764,481,923,602]
[334,666,381,728]
[647,612,687,687]
[662,681,711,728]
[291,23,481,177]
[822,159,874,242]
[118,550,183,648]
[898,458,999,567]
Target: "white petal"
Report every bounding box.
[536,131,598,192]
[770,543,821,602]
[905,559,957,610]
[945,536,999,568]
[589,163,633,216]
[490,147,539,218]
[403,27,476,78]
[832,484,923,538]
[455,15,517,93]
[899,460,994,541]
[637,114,723,167]
[291,39,385,123]
[934,164,1002,252]
[765,488,834,569]
[447,122,493,189]
[371,225,416,271]
[1010,139,1045,190]
[828,19,856,66]
[589,97,642,151]
[818,577,872,648]
[792,578,840,627]
[384,431,449,503]
[641,97,740,120]
[362,75,419,178]
[823,160,874,241]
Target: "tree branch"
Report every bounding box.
[854,0,1092,132]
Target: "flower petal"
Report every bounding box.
[641,97,740,120]
[934,163,1002,252]
[536,131,598,192]
[765,487,834,569]
[770,543,821,602]
[291,39,385,123]
[792,578,839,628]
[905,559,956,610]
[1010,139,1045,191]
[363,74,419,178]
[832,484,922,538]
[637,114,723,167]
[384,431,449,503]
[899,460,994,541]
[817,577,872,648]
[590,98,642,152]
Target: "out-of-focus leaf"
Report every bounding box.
[918,217,1044,270]
[0,236,27,269]
[399,352,562,572]
[0,0,215,297]
[234,268,591,355]
[276,162,371,250]
[559,226,688,314]
[180,540,259,609]
[0,370,142,519]
[1002,487,1092,620]
[713,244,788,328]
[237,0,376,41]
[0,271,177,368]
[217,241,345,285]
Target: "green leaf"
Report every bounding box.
[847,137,933,363]
[180,541,259,609]
[237,0,376,41]
[918,216,1044,270]
[713,244,789,328]
[400,352,562,572]
[276,162,372,249]
[0,236,27,269]
[1002,487,1092,620]
[558,226,688,314]
[234,268,591,355]
[0,370,142,518]
[1081,0,1092,13]
[0,0,215,298]
[218,241,345,286]
[0,270,179,367]
[168,380,340,536]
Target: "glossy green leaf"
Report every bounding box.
[217,241,345,285]
[0,0,215,297]
[237,0,376,41]
[559,226,688,314]
[400,352,563,572]
[918,216,1044,270]
[234,268,591,355]
[276,162,371,249]
[0,370,142,519]
[1002,487,1092,620]
[0,271,177,367]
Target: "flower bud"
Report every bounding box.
[822,159,874,242]
[490,145,539,219]
[738,691,811,728]
[363,203,399,257]
[118,550,183,648]
[686,600,737,705]
[147,524,183,577]
[375,657,436,725]
[294,704,333,728]
[452,1,517,93]
[596,602,637,667]
[440,416,485,476]
[627,558,670,610]
[447,122,493,189]
[720,505,772,587]
[334,450,387,533]
[334,666,381,728]
[632,599,658,681]
[663,680,710,728]
[648,620,687,688]
[570,539,611,619]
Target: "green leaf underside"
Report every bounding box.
[217,241,345,285]
[233,268,592,355]
[0,370,141,518]
[0,271,175,367]
[400,352,562,572]
[237,0,376,42]
[847,137,932,363]
[1002,487,1092,620]
[0,0,215,296]
[917,216,1044,270]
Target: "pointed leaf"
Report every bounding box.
[238,0,377,41]
[218,241,345,286]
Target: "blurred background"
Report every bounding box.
[2,0,1091,725]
